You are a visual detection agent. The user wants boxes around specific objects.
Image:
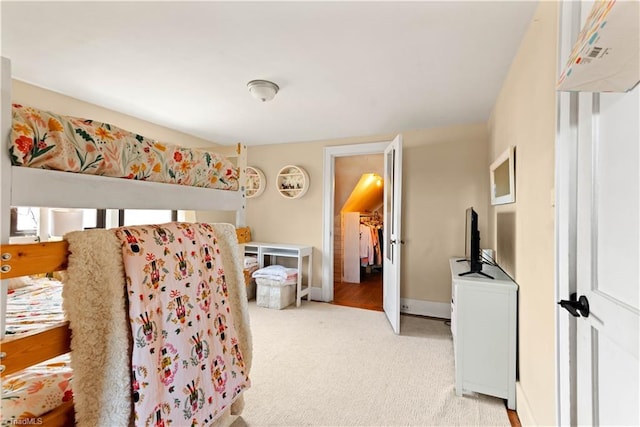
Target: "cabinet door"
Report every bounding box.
[451,283,458,371]
[459,285,511,395]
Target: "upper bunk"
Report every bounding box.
[0,54,249,343]
[0,56,247,222]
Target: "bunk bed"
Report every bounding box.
[0,56,251,426]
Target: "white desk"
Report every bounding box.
[245,242,312,307]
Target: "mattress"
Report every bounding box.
[5,277,65,336]
[1,277,72,425]
[10,104,239,191]
[0,354,73,426]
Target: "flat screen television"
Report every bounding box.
[459,207,493,279]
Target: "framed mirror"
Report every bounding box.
[490,146,515,205]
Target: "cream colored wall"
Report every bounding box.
[246,124,488,303]
[487,2,558,425]
[12,80,220,149]
[404,133,489,303]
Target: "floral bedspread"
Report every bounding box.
[10,104,239,190]
[0,354,73,426]
[5,277,65,335]
[115,222,250,426]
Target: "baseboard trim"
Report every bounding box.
[400,298,450,319]
[516,382,537,426]
[310,286,324,301]
[310,289,450,319]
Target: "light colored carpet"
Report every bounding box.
[236,301,510,426]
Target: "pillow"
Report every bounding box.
[7,276,30,290]
[51,271,68,282]
[6,272,66,290]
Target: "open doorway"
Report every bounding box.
[333,155,384,311]
[322,137,403,333]
[322,142,389,305]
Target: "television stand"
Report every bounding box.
[449,258,518,410]
[458,270,494,280]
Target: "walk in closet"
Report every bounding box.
[342,211,383,283]
[333,154,384,310]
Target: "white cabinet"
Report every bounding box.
[449,258,518,410]
[245,166,265,198]
[341,212,361,283]
[276,165,309,199]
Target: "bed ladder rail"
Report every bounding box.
[1,323,71,376]
[1,241,71,376]
[0,241,69,279]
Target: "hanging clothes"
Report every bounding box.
[360,223,373,266]
[373,227,382,265]
[359,214,383,267]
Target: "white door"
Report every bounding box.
[383,135,403,334]
[572,86,639,425]
[556,2,640,423]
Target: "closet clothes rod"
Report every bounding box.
[360,213,382,225]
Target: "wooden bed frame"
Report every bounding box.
[0,55,251,426]
[1,241,74,426]
[0,227,250,426]
[1,55,247,334]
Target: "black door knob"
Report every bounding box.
[558,293,590,318]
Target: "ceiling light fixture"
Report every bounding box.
[247,80,279,102]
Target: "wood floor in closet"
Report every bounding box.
[332,270,382,311]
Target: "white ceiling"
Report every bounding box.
[1,1,538,146]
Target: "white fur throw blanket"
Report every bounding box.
[63,223,252,427]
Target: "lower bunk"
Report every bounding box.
[2,344,73,426]
[1,224,252,426]
[2,275,72,425]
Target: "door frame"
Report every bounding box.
[555,1,581,425]
[321,141,392,302]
